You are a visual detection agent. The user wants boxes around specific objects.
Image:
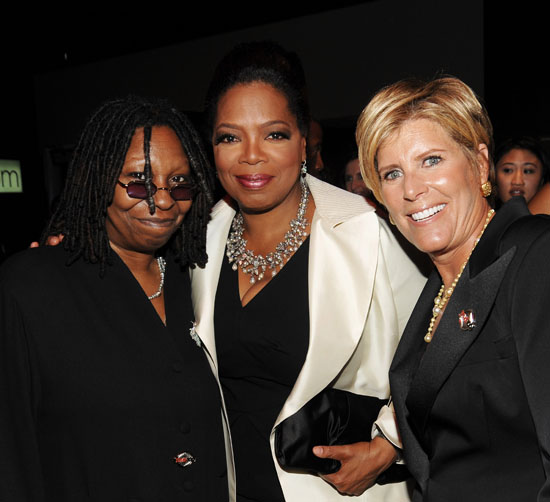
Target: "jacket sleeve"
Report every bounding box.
[509,229,550,500]
[0,272,45,501]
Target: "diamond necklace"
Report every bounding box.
[226,178,310,284]
[424,208,494,343]
[147,256,166,300]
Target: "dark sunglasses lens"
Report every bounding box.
[126,181,151,199]
[170,184,195,201]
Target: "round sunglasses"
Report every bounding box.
[117,179,195,201]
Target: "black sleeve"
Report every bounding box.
[0,271,45,501]
[509,230,550,500]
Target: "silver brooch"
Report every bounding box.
[189,321,201,347]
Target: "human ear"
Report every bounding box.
[476,144,490,184]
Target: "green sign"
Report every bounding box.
[0,160,23,193]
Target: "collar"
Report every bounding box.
[469,197,530,278]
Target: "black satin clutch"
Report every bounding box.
[274,388,387,475]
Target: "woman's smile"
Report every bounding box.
[409,203,447,222]
[235,174,275,189]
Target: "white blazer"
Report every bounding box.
[191,175,426,501]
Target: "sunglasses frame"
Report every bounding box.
[116,179,196,201]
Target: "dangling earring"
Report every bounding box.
[301,160,307,177]
[481,180,492,198]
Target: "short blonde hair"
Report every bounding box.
[356,77,494,203]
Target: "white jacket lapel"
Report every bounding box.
[275,177,380,425]
[190,198,235,369]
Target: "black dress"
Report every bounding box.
[215,239,310,502]
[0,245,228,502]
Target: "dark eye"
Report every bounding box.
[214,133,237,145]
[128,172,146,180]
[425,156,442,167]
[170,174,192,184]
[524,168,536,175]
[499,167,513,174]
[267,131,290,140]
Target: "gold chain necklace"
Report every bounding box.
[424,208,494,343]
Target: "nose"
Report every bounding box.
[316,153,324,172]
[511,169,524,186]
[403,172,427,201]
[239,137,265,165]
[152,185,176,211]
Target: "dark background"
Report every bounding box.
[0,0,546,259]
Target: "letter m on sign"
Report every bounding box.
[0,160,23,193]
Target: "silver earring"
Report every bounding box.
[301,160,307,177]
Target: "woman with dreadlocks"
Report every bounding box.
[0,95,229,501]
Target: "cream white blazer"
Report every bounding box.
[191,175,426,502]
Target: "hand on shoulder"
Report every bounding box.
[29,234,64,248]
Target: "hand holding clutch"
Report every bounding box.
[274,388,386,474]
[312,437,398,496]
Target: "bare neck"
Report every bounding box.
[239,182,311,255]
[431,203,492,288]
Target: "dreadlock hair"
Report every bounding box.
[42,95,215,273]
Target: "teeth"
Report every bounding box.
[411,204,446,221]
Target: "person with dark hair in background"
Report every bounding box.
[343,148,387,216]
[192,40,426,501]
[494,135,549,206]
[306,118,325,178]
[0,95,229,501]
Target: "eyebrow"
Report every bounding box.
[215,120,292,130]
[499,161,540,168]
[377,148,446,171]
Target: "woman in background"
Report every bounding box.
[358,76,550,501]
[494,135,548,206]
[0,96,229,501]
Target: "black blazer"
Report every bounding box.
[390,197,550,502]
[0,246,228,502]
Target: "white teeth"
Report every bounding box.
[411,204,446,221]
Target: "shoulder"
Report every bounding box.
[210,196,236,221]
[205,196,235,250]
[0,245,98,303]
[528,182,550,214]
[1,245,67,282]
[500,212,550,257]
[307,175,375,225]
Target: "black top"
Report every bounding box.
[0,246,228,502]
[215,239,310,502]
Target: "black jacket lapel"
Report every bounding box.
[406,245,516,436]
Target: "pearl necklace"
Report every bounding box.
[226,178,310,284]
[147,256,166,300]
[424,209,494,343]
